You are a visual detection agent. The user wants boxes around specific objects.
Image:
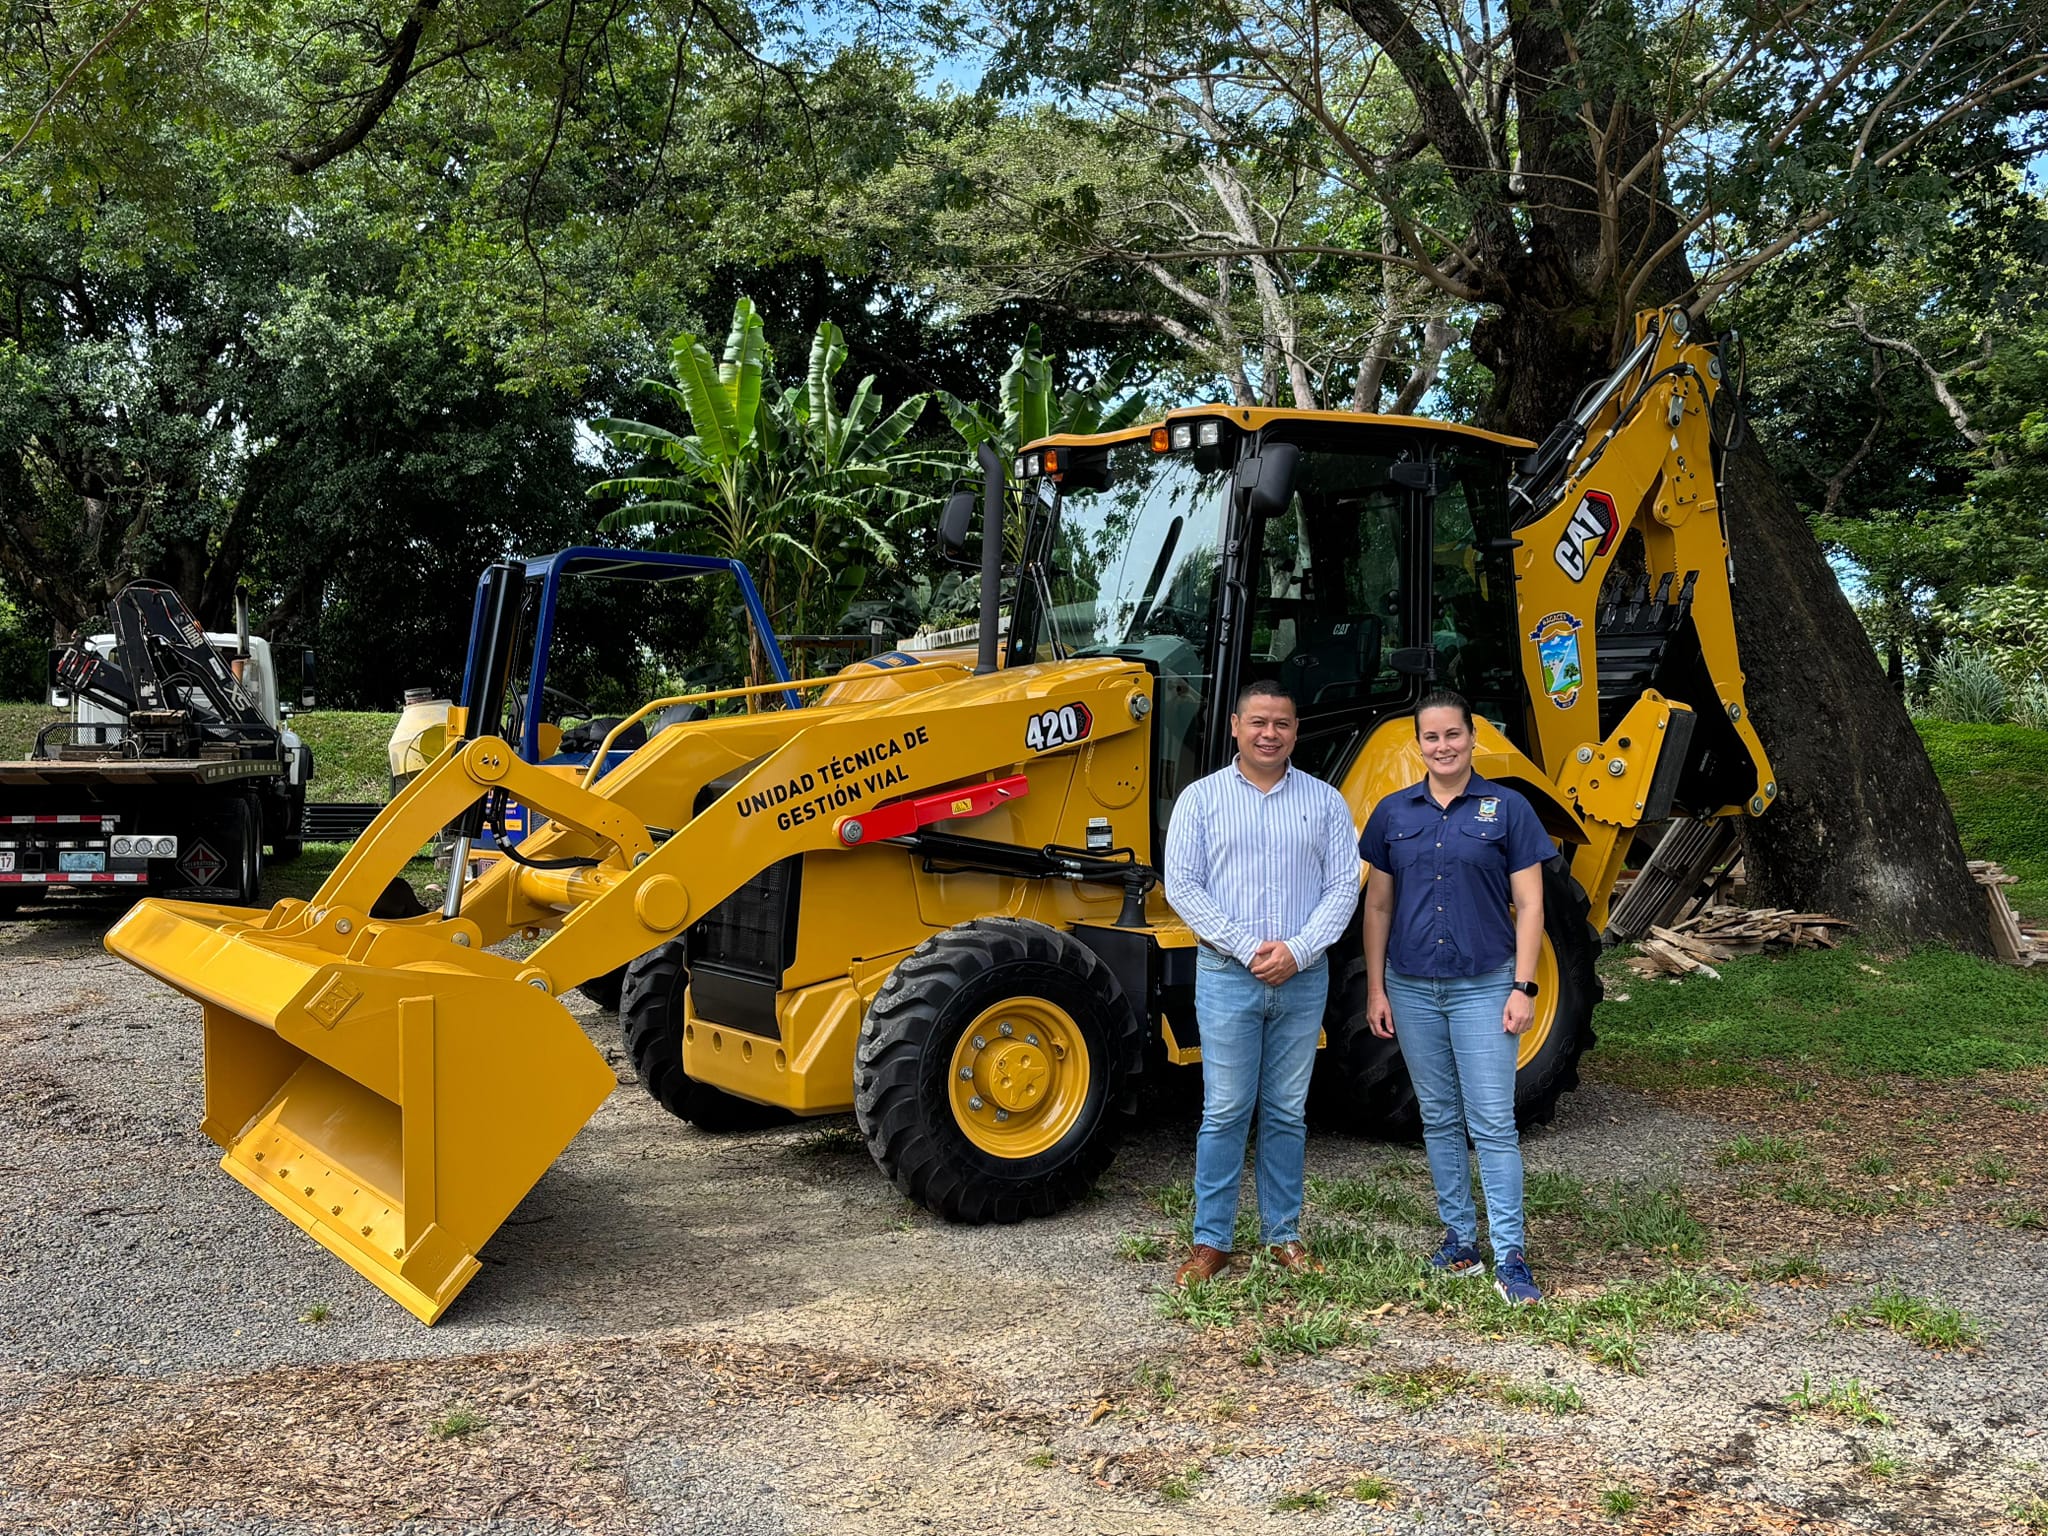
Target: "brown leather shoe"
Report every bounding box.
[1266,1240,1324,1275]
[1173,1244,1232,1287]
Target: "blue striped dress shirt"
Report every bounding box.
[1163,759,1362,970]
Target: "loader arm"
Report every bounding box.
[456,658,1152,991]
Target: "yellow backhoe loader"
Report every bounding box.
[107,306,1774,1323]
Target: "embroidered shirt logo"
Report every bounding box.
[1475,797,1500,823]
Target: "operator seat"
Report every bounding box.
[1278,614,1382,706]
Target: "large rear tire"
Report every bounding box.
[619,940,791,1132]
[853,918,1145,1224]
[1317,859,1601,1137]
[160,793,262,905]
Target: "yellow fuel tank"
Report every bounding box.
[388,689,452,791]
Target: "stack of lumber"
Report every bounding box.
[1628,906,1856,980]
[1972,861,2045,967]
[1624,861,2045,977]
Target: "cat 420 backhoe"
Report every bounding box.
[108,306,1774,1324]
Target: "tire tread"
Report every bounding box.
[853,918,1144,1224]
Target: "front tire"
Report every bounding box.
[620,940,790,1132]
[853,918,1145,1224]
[1317,859,1601,1136]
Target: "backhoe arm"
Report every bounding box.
[1506,307,1777,922]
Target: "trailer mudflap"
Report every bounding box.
[106,896,615,1324]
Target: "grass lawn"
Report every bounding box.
[1594,940,2048,1090]
[1916,720,2048,919]
[0,700,57,760]
[291,710,399,803]
[1593,721,2048,1089]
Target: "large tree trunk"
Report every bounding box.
[1718,426,1989,948]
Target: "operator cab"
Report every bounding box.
[1008,410,1533,838]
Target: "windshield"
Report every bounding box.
[1018,443,1224,659]
[1014,439,1228,825]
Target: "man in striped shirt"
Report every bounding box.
[1163,679,1362,1285]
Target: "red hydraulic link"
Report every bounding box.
[836,774,1029,846]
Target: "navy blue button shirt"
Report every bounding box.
[1356,772,1553,978]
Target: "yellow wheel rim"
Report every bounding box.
[948,998,1092,1158]
[1515,931,1562,1072]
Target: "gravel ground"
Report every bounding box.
[2,907,2044,1535]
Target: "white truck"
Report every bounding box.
[0,583,314,911]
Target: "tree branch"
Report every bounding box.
[0,0,155,171]
[280,0,444,174]
[1836,311,2003,464]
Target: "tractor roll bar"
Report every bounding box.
[975,441,1005,675]
[447,559,523,917]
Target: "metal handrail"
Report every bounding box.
[577,674,845,789]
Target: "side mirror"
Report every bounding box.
[1236,443,1300,518]
[939,488,978,558]
[299,647,317,710]
[46,646,69,709]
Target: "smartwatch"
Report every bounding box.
[1510,979,1540,998]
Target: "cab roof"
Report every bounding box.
[1026,405,1537,453]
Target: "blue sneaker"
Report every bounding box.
[1427,1228,1484,1278]
[1493,1249,1542,1307]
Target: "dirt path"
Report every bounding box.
[1,911,2043,1534]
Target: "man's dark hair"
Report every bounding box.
[1414,688,1474,732]
[1235,678,1295,713]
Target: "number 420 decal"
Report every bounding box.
[1024,702,1094,752]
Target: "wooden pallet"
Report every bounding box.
[1605,817,1742,943]
[1971,860,2043,966]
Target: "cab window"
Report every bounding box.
[1244,445,1412,778]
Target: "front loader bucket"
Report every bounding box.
[106,898,615,1324]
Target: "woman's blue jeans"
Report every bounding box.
[1385,962,1525,1257]
[1192,951,1329,1252]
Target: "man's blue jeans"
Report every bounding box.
[1192,951,1329,1252]
[1385,962,1524,1257]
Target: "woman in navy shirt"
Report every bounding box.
[1356,689,1551,1305]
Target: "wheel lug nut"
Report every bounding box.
[995,1109,1011,1122]
[959,1066,974,1079]
[999,1022,1014,1036]
[968,1096,985,1111]
[1025,1033,1039,1045]
[971,1035,986,1050]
